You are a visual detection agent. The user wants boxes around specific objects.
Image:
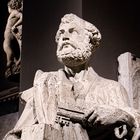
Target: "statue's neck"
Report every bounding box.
[64,63,88,77]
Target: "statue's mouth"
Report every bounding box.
[59,42,76,51]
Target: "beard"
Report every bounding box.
[57,42,93,67]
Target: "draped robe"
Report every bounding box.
[4,67,140,140]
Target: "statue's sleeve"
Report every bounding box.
[110,82,140,127]
[3,88,37,140]
[114,82,131,107]
[106,82,140,137]
[102,80,131,107]
[14,87,37,130]
[3,70,46,140]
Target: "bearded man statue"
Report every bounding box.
[4,13,140,140]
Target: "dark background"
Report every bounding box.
[21,0,82,90]
[1,0,140,92]
[21,0,140,91]
[83,0,140,81]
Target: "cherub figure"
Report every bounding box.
[3,0,23,70]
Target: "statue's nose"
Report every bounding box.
[62,31,70,41]
[63,37,69,41]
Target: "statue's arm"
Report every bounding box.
[15,87,37,130]
[3,87,37,140]
[83,81,140,139]
[13,12,22,29]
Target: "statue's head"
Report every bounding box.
[8,0,23,12]
[56,13,101,67]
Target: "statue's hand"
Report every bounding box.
[83,105,135,128]
[11,26,16,31]
[12,26,18,34]
[84,105,115,127]
[3,129,21,140]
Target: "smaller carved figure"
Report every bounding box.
[3,0,23,78]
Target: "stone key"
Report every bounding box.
[55,106,85,127]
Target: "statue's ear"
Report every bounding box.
[92,31,101,41]
[89,31,101,50]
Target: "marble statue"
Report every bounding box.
[3,14,140,140]
[3,0,23,78]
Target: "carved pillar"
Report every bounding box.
[118,52,140,110]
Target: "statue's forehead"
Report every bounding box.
[59,22,82,30]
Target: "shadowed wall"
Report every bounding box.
[21,0,82,90]
[21,0,140,91]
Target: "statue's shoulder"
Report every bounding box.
[33,69,59,86]
[89,67,123,89]
[21,70,59,102]
[98,76,124,90]
[20,87,34,102]
[99,76,119,85]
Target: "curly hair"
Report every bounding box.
[56,13,101,51]
[8,0,23,11]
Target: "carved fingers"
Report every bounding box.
[83,105,134,127]
[84,108,100,127]
[114,125,128,139]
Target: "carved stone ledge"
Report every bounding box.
[0,87,19,116]
[0,86,19,102]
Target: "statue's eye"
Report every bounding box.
[69,28,77,33]
[69,28,74,33]
[59,29,65,34]
[69,28,78,34]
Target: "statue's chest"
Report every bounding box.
[56,79,91,111]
